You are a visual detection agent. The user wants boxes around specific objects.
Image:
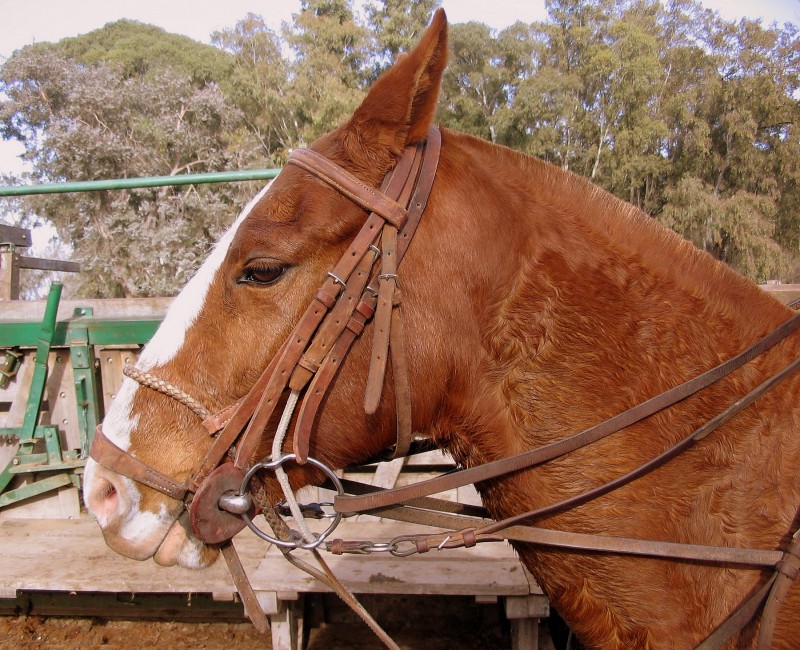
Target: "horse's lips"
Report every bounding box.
[151,513,221,569]
[152,516,187,566]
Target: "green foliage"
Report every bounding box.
[54,19,235,86]
[0,43,258,297]
[1,0,798,296]
[365,0,442,77]
[288,0,369,143]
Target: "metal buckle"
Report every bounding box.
[326,271,347,288]
[239,454,344,550]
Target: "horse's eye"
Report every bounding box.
[237,265,286,286]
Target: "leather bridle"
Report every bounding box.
[89,126,800,649]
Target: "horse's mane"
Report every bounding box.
[459,131,784,320]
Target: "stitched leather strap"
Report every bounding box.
[90,426,188,501]
[220,541,269,634]
[287,148,408,229]
[365,226,399,414]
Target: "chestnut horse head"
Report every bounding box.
[84,10,800,648]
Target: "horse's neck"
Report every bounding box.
[442,131,797,509]
[438,133,800,647]
[454,132,800,443]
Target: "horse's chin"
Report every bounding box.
[152,513,220,569]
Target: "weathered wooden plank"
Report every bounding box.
[97,347,141,411]
[0,517,252,598]
[17,256,80,273]
[0,297,171,321]
[0,516,539,601]
[0,225,32,247]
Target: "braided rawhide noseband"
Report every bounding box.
[122,364,212,420]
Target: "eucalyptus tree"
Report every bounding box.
[212,14,296,160]
[364,0,442,77]
[439,21,534,144]
[656,7,800,281]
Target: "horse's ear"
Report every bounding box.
[343,8,448,161]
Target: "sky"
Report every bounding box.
[1,0,798,179]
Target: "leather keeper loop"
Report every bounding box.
[314,287,338,309]
[776,558,800,581]
[415,539,430,554]
[298,356,321,374]
[462,529,477,548]
[355,300,375,320]
[201,398,243,435]
[346,316,366,335]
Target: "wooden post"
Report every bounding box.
[0,228,30,301]
[0,245,20,301]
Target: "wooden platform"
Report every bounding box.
[0,515,547,649]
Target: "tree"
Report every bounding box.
[364,0,442,78]
[0,37,257,297]
[54,19,234,87]
[212,14,296,161]
[286,0,368,144]
[655,6,800,280]
[439,21,534,144]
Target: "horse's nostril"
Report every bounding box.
[87,475,122,526]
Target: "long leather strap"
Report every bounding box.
[220,542,269,633]
[335,311,800,513]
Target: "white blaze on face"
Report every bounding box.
[100,183,272,452]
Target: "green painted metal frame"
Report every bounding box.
[0,283,161,509]
[0,168,267,509]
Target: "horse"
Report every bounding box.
[82,10,800,648]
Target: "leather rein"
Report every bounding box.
[89,126,800,648]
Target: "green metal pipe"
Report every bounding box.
[37,282,62,357]
[21,282,63,443]
[0,168,281,197]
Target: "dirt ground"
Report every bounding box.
[0,595,519,649]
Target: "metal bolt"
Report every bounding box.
[219,492,253,515]
[12,458,19,465]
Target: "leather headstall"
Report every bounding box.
[89,126,443,544]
